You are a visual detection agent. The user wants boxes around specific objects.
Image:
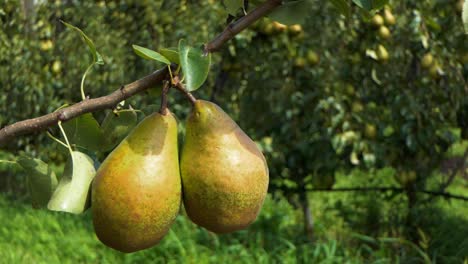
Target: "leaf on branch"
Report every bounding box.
[17,157,58,209]
[330,0,351,17]
[61,21,104,65]
[223,0,245,15]
[269,0,313,25]
[178,39,211,92]
[48,151,96,214]
[133,45,171,65]
[160,47,180,64]
[101,108,138,151]
[352,0,389,11]
[62,113,105,152]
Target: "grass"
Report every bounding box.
[0,175,467,263]
[1,150,467,263]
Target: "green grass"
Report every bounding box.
[1,147,467,263]
[0,180,467,263]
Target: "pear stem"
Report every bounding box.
[172,76,197,105]
[159,81,170,115]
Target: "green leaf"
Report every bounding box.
[17,157,58,209]
[61,21,104,65]
[101,109,138,151]
[178,39,211,91]
[47,151,96,214]
[269,0,313,25]
[62,113,105,152]
[160,47,180,64]
[463,0,468,33]
[133,45,171,65]
[330,0,351,17]
[352,0,388,11]
[223,0,244,15]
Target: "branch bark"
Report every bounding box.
[304,186,468,201]
[0,68,169,147]
[0,0,283,147]
[204,0,282,53]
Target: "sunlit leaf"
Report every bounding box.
[160,47,180,64]
[133,45,171,65]
[178,39,211,91]
[61,21,104,64]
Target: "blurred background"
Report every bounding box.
[0,0,467,263]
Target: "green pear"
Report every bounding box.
[92,111,181,253]
[48,151,96,214]
[181,100,269,234]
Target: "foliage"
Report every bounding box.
[0,0,467,260]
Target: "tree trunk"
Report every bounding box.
[299,189,314,241]
[21,0,35,34]
[405,187,419,243]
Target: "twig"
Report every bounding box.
[439,149,468,192]
[172,76,197,104]
[304,186,468,201]
[0,67,169,146]
[204,0,282,53]
[419,189,468,201]
[159,81,170,115]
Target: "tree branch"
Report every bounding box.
[0,67,169,147]
[0,0,284,147]
[204,0,283,53]
[304,186,468,201]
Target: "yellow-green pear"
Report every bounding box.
[384,9,396,25]
[371,14,384,27]
[378,26,391,39]
[294,57,307,68]
[92,111,181,253]
[421,53,434,69]
[288,24,303,35]
[307,50,320,65]
[377,45,389,62]
[181,100,269,234]
[364,124,377,139]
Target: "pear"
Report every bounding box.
[377,45,389,62]
[371,14,384,28]
[378,26,391,39]
[181,100,269,234]
[92,111,181,253]
[421,53,434,69]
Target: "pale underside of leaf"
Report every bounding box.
[47,151,96,214]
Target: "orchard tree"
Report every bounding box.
[0,0,467,252]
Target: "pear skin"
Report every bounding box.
[181,100,269,233]
[92,111,181,253]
